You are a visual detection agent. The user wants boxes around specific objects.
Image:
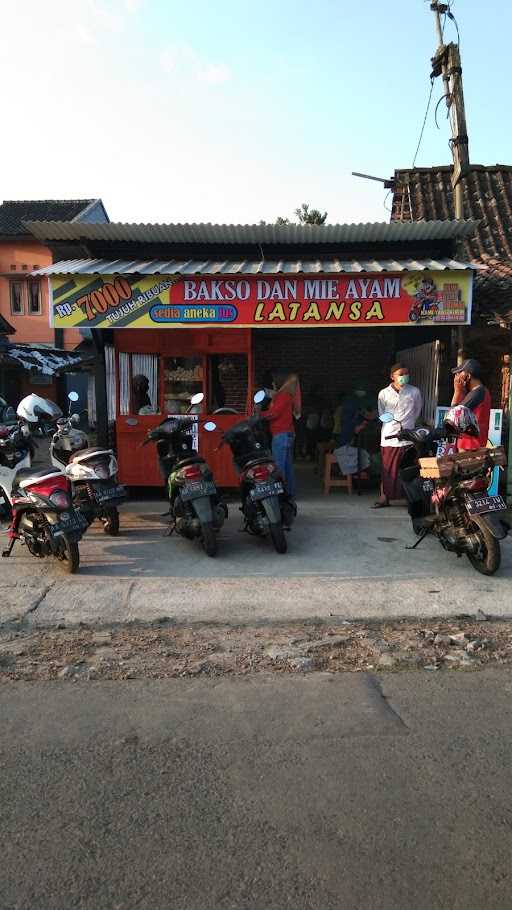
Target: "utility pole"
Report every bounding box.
[430,2,470,363]
[430,2,469,220]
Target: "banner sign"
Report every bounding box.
[51,270,473,330]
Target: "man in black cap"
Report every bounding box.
[451,358,491,451]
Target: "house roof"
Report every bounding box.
[24,218,477,247]
[391,165,512,261]
[391,165,512,325]
[33,256,475,277]
[0,314,15,335]
[0,199,107,236]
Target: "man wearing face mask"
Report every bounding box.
[374,363,422,508]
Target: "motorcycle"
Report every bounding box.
[0,421,34,521]
[1,398,87,573]
[0,396,16,425]
[50,392,125,536]
[380,412,509,576]
[219,390,296,554]
[142,393,227,557]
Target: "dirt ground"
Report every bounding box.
[2,616,512,681]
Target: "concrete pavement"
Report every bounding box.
[2,670,512,909]
[1,483,511,627]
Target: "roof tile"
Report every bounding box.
[391,165,512,262]
[0,199,101,235]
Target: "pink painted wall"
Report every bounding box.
[0,238,81,350]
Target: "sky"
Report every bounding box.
[1,0,510,225]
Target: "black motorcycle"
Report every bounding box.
[220,392,296,554]
[143,396,226,557]
[389,424,508,576]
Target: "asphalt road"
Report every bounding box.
[2,670,512,909]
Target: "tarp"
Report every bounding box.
[0,344,92,376]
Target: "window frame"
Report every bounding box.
[9,280,24,316]
[27,279,42,315]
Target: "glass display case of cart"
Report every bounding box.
[163,357,204,414]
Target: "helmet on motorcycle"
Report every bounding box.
[443,405,479,437]
[17,394,61,424]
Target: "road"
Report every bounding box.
[2,670,512,909]
[1,491,512,628]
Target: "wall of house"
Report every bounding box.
[0,238,81,350]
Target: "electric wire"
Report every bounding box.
[412,77,435,167]
[412,1,452,166]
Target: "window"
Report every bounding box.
[10,281,23,315]
[209,354,248,414]
[163,356,203,415]
[119,353,160,416]
[27,279,41,314]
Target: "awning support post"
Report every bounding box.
[91,329,109,448]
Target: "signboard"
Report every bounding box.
[50,270,473,330]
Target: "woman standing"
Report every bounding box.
[263,372,300,500]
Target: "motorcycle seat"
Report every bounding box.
[240,456,273,470]
[70,447,112,463]
[12,467,63,491]
[175,455,204,469]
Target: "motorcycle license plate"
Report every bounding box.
[250,481,284,501]
[465,494,507,516]
[94,484,125,504]
[49,510,87,537]
[180,481,217,501]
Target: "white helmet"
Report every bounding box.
[17,394,61,424]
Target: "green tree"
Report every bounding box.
[294,202,327,225]
[273,204,327,225]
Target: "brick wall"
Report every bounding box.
[253,327,396,405]
[460,323,510,413]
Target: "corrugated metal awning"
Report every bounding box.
[34,257,476,277]
[0,344,92,375]
[24,219,477,246]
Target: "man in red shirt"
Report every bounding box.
[263,372,300,499]
[451,358,491,451]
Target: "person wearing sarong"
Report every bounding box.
[374,364,423,508]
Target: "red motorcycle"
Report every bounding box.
[2,466,87,573]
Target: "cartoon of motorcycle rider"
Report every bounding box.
[409,276,439,322]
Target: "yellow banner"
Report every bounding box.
[51,270,473,329]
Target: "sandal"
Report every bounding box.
[372,500,390,509]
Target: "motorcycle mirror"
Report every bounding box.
[379,412,395,423]
[190,392,204,406]
[204,421,217,432]
[253,390,266,405]
[68,391,79,402]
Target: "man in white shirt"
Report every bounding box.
[373,363,423,508]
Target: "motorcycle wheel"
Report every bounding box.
[270,521,287,554]
[201,521,218,557]
[467,524,501,576]
[57,535,80,574]
[102,507,120,536]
